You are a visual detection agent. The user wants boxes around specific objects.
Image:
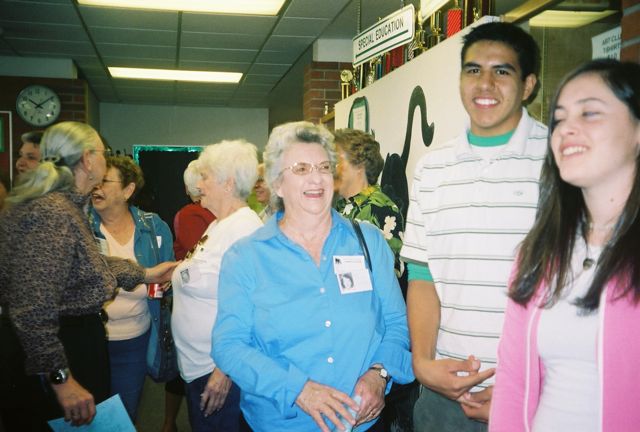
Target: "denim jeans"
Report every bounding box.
[413,386,487,432]
[108,330,150,422]
[185,372,241,432]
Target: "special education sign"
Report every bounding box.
[352,4,415,67]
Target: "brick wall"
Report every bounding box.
[621,0,640,62]
[303,61,352,124]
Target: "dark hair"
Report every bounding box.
[510,59,640,311]
[461,21,540,81]
[21,130,44,146]
[107,156,145,203]
[334,129,384,185]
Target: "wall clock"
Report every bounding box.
[16,85,62,127]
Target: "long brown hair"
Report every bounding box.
[510,59,640,310]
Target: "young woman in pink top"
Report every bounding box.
[490,59,640,432]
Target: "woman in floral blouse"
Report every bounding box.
[334,129,404,280]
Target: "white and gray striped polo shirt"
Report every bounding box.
[401,109,548,388]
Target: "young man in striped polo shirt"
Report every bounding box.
[400,22,548,431]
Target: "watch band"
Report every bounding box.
[369,365,390,383]
[48,368,70,385]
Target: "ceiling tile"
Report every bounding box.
[255,49,300,64]
[6,38,94,56]
[181,32,265,50]
[0,22,87,41]
[263,35,314,51]
[181,13,276,35]
[180,47,257,63]
[274,17,330,37]
[98,43,176,60]
[178,60,251,73]
[90,27,177,46]
[0,1,77,24]
[79,6,178,31]
[283,0,350,19]
[249,63,292,74]
[243,74,280,85]
[103,57,176,68]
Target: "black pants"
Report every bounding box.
[0,312,109,431]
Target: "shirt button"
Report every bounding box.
[325,320,331,327]
[327,357,334,364]
[322,255,327,261]
[319,287,325,294]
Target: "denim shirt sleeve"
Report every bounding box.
[359,222,414,384]
[212,243,309,418]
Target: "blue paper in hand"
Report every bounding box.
[47,394,135,432]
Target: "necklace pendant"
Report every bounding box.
[582,258,595,270]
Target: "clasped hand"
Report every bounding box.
[296,369,386,432]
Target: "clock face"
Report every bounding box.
[16,85,62,127]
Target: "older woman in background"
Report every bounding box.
[15,130,43,176]
[173,159,216,261]
[334,129,414,432]
[334,129,405,282]
[490,60,640,431]
[171,140,263,432]
[253,163,273,222]
[89,156,175,422]
[0,122,175,429]
[163,159,216,432]
[213,121,414,432]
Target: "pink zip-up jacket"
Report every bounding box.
[490,277,640,432]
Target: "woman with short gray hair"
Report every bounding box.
[213,121,414,432]
[171,139,263,432]
[172,159,216,260]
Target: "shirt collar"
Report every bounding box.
[454,107,533,160]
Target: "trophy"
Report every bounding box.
[340,69,354,99]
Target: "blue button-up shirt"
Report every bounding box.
[213,210,413,431]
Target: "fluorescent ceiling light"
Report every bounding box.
[78,0,285,15]
[420,0,449,21]
[109,67,242,83]
[530,10,616,28]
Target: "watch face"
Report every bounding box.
[16,85,61,127]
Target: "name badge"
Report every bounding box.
[333,255,373,294]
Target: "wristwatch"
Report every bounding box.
[48,368,70,385]
[369,365,390,384]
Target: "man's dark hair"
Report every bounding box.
[461,21,540,80]
[21,130,44,145]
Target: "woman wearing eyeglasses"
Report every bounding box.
[89,156,175,423]
[170,140,262,432]
[213,121,414,432]
[0,122,176,429]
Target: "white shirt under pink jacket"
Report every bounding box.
[490,276,640,432]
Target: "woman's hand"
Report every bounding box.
[200,368,231,417]
[353,368,386,426]
[144,261,179,284]
[50,376,96,426]
[295,380,359,432]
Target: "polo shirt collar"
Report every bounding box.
[454,107,533,160]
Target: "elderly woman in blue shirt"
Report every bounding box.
[213,121,413,432]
